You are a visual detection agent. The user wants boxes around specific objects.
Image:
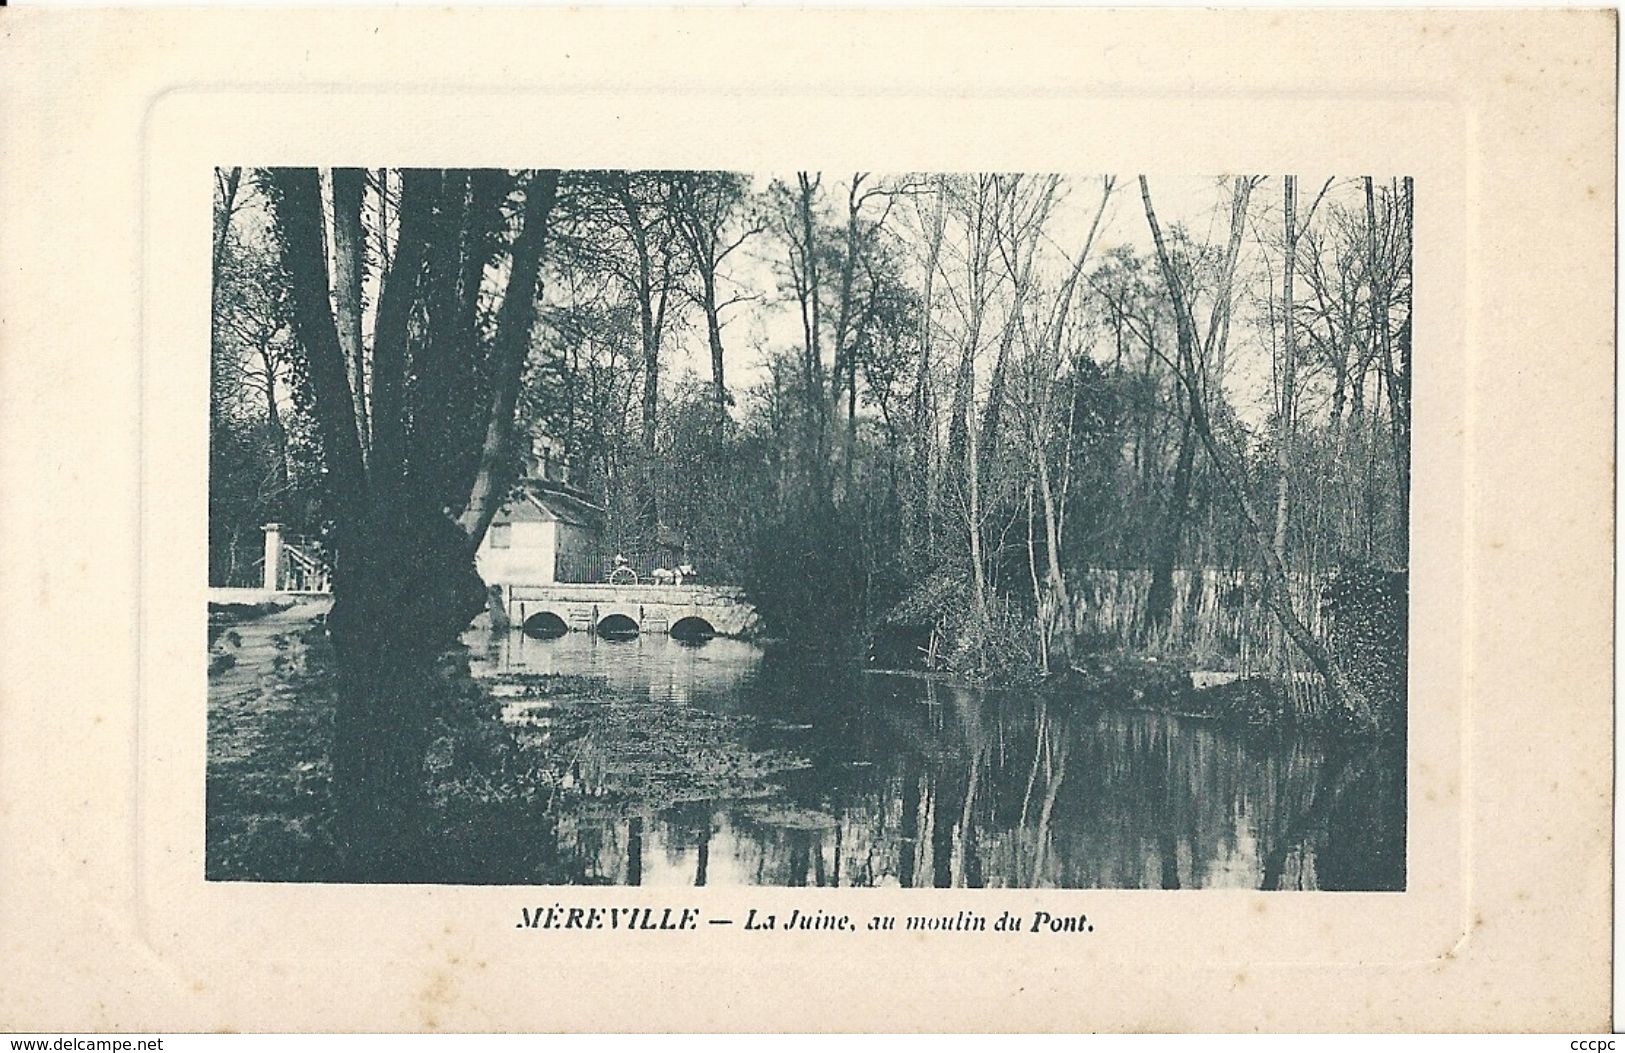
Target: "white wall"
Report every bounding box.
[476,521,558,586]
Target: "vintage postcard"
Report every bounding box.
[0,7,1613,1033]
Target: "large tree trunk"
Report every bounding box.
[330,167,370,464]
[1391,310,1412,560]
[459,171,560,549]
[327,510,488,875]
[262,171,368,512]
[368,170,437,488]
[267,167,559,875]
[267,169,418,871]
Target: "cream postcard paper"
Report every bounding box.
[0,8,1613,1033]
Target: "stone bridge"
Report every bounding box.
[499,583,759,639]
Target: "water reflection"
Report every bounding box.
[476,628,763,707]
[468,630,1405,890]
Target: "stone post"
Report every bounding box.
[262,523,283,592]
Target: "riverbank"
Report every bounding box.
[862,647,1374,735]
[206,606,812,882]
[1054,653,1309,727]
[206,600,581,881]
[206,601,338,879]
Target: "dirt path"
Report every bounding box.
[206,597,336,880]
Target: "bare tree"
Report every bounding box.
[1017,176,1114,670]
[211,167,246,429]
[215,230,298,506]
[1366,176,1412,559]
[940,175,1000,616]
[1142,175,1382,729]
[670,171,759,430]
[212,168,244,276]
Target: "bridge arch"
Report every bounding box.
[503,583,758,638]
[669,616,716,642]
[522,610,569,638]
[596,612,640,638]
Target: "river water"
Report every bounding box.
[465,628,1405,891]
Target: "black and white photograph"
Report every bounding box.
[2,3,1616,1037]
[207,168,1411,890]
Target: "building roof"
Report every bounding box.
[493,483,604,530]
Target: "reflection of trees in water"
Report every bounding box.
[474,646,1402,889]
[550,815,625,884]
[699,672,1404,890]
[659,803,714,886]
[1259,740,1405,891]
